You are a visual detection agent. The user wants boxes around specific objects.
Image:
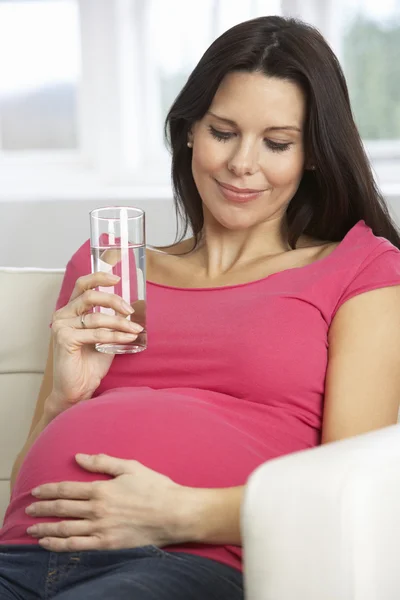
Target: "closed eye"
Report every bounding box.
[208,125,292,153]
[209,126,233,142]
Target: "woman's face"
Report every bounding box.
[190,71,308,231]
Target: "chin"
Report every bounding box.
[203,199,265,231]
[214,214,259,231]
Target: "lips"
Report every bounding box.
[218,182,265,193]
[216,180,267,203]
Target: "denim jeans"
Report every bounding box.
[0,544,243,599]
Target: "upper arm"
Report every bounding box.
[321,285,400,444]
[27,337,54,436]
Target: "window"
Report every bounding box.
[0,0,81,152]
[281,0,400,190]
[0,0,398,198]
[148,0,282,121]
[339,0,400,188]
[138,0,283,182]
[340,0,400,142]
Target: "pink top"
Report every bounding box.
[2,220,400,572]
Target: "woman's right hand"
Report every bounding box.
[45,272,143,419]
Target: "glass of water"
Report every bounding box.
[89,206,147,354]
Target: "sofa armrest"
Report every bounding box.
[242,425,400,600]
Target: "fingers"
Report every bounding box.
[130,300,146,329]
[51,311,143,351]
[55,327,140,349]
[53,313,143,335]
[51,272,144,348]
[31,481,99,500]
[26,499,93,519]
[79,313,143,334]
[53,288,134,322]
[27,519,93,540]
[38,535,104,552]
[69,272,120,302]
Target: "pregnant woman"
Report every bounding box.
[1,15,400,600]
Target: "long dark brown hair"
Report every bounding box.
[164,16,400,250]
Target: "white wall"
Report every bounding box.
[1,195,400,269]
[0,196,177,268]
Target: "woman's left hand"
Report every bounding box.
[25,454,187,552]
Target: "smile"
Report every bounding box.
[215,180,267,203]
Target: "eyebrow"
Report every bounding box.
[207,111,301,133]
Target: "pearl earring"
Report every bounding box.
[187,141,193,148]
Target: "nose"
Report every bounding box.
[227,142,259,177]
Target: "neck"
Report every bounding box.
[191,216,290,279]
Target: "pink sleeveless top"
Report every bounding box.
[2,220,400,572]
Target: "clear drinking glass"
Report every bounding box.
[89,206,147,354]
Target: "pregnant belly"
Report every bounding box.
[0,387,273,544]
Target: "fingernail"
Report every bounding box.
[76,453,90,460]
[31,488,41,497]
[122,301,134,314]
[27,526,37,535]
[25,505,35,514]
[129,322,144,333]
[108,274,120,282]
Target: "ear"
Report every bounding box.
[306,154,316,170]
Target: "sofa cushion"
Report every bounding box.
[0,268,64,524]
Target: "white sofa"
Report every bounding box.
[1,267,400,599]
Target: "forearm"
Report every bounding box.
[10,402,56,491]
[179,485,245,546]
